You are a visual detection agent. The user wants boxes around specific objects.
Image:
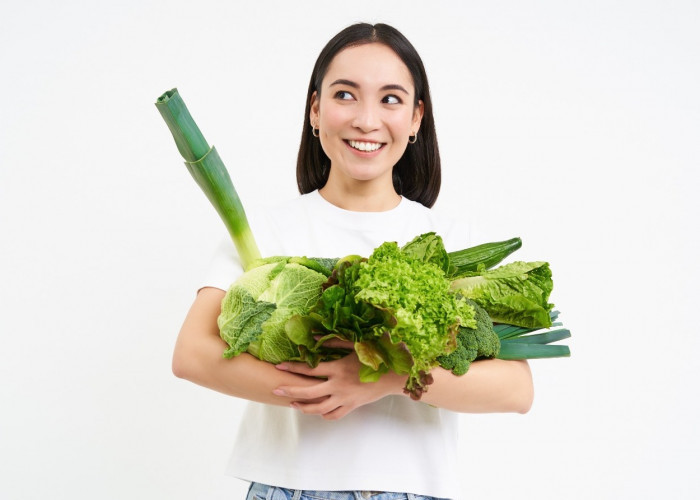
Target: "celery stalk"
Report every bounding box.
[155,88,261,268]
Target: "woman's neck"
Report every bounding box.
[319,181,401,212]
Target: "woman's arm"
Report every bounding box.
[274,351,534,419]
[174,287,533,416]
[421,359,534,413]
[172,287,324,405]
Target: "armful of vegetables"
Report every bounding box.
[156,88,571,400]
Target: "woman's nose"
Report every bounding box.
[351,101,381,132]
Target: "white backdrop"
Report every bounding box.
[1,1,698,499]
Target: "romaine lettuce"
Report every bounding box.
[450,261,554,328]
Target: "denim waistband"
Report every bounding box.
[246,482,449,500]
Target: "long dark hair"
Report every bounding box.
[296,23,441,208]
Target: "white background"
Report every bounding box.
[1,1,698,499]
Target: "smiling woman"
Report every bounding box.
[297,23,441,209]
[310,43,424,211]
[172,22,534,500]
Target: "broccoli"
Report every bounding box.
[437,300,500,376]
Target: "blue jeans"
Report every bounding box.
[246,482,449,500]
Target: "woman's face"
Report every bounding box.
[310,43,423,191]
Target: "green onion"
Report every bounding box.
[155,88,261,268]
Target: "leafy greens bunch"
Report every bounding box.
[286,236,477,400]
[217,232,563,399]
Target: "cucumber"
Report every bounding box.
[447,237,522,277]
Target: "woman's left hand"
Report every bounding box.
[272,340,406,420]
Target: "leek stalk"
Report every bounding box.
[155,88,261,268]
[493,311,571,359]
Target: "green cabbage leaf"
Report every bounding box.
[218,260,328,364]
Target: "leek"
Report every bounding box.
[494,311,571,359]
[155,88,261,268]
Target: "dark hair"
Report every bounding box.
[296,23,441,208]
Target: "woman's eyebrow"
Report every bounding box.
[329,79,409,94]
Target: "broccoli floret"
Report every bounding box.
[437,300,500,376]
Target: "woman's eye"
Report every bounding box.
[335,90,354,100]
[382,95,401,104]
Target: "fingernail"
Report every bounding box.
[276,363,288,371]
[273,388,286,396]
[289,402,299,409]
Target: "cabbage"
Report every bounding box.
[218,259,328,364]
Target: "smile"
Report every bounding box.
[346,140,384,152]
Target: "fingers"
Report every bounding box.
[276,362,324,377]
[276,358,347,378]
[317,338,354,350]
[274,354,365,420]
[290,399,350,420]
[273,383,354,420]
[273,384,329,401]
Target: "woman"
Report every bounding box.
[172,23,533,500]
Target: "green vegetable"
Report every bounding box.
[450,261,554,329]
[447,237,523,278]
[401,232,452,274]
[494,311,571,360]
[155,88,261,269]
[437,300,500,376]
[218,259,328,364]
[287,237,476,400]
[497,342,570,359]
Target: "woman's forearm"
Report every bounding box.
[418,359,534,414]
[174,288,533,414]
[172,287,321,405]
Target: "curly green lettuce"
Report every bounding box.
[287,237,476,399]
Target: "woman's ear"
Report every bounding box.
[309,91,319,127]
[412,100,425,134]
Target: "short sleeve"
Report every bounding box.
[198,238,244,292]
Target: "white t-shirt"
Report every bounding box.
[202,190,472,499]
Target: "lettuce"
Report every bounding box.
[286,235,476,400]
[450,261,554,329]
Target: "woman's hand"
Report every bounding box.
[272,340,407,420]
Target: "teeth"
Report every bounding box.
[349,140,382,152]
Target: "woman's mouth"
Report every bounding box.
[346,140,384,152]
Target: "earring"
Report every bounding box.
[408,132,418,144]
[312,123,319,138]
